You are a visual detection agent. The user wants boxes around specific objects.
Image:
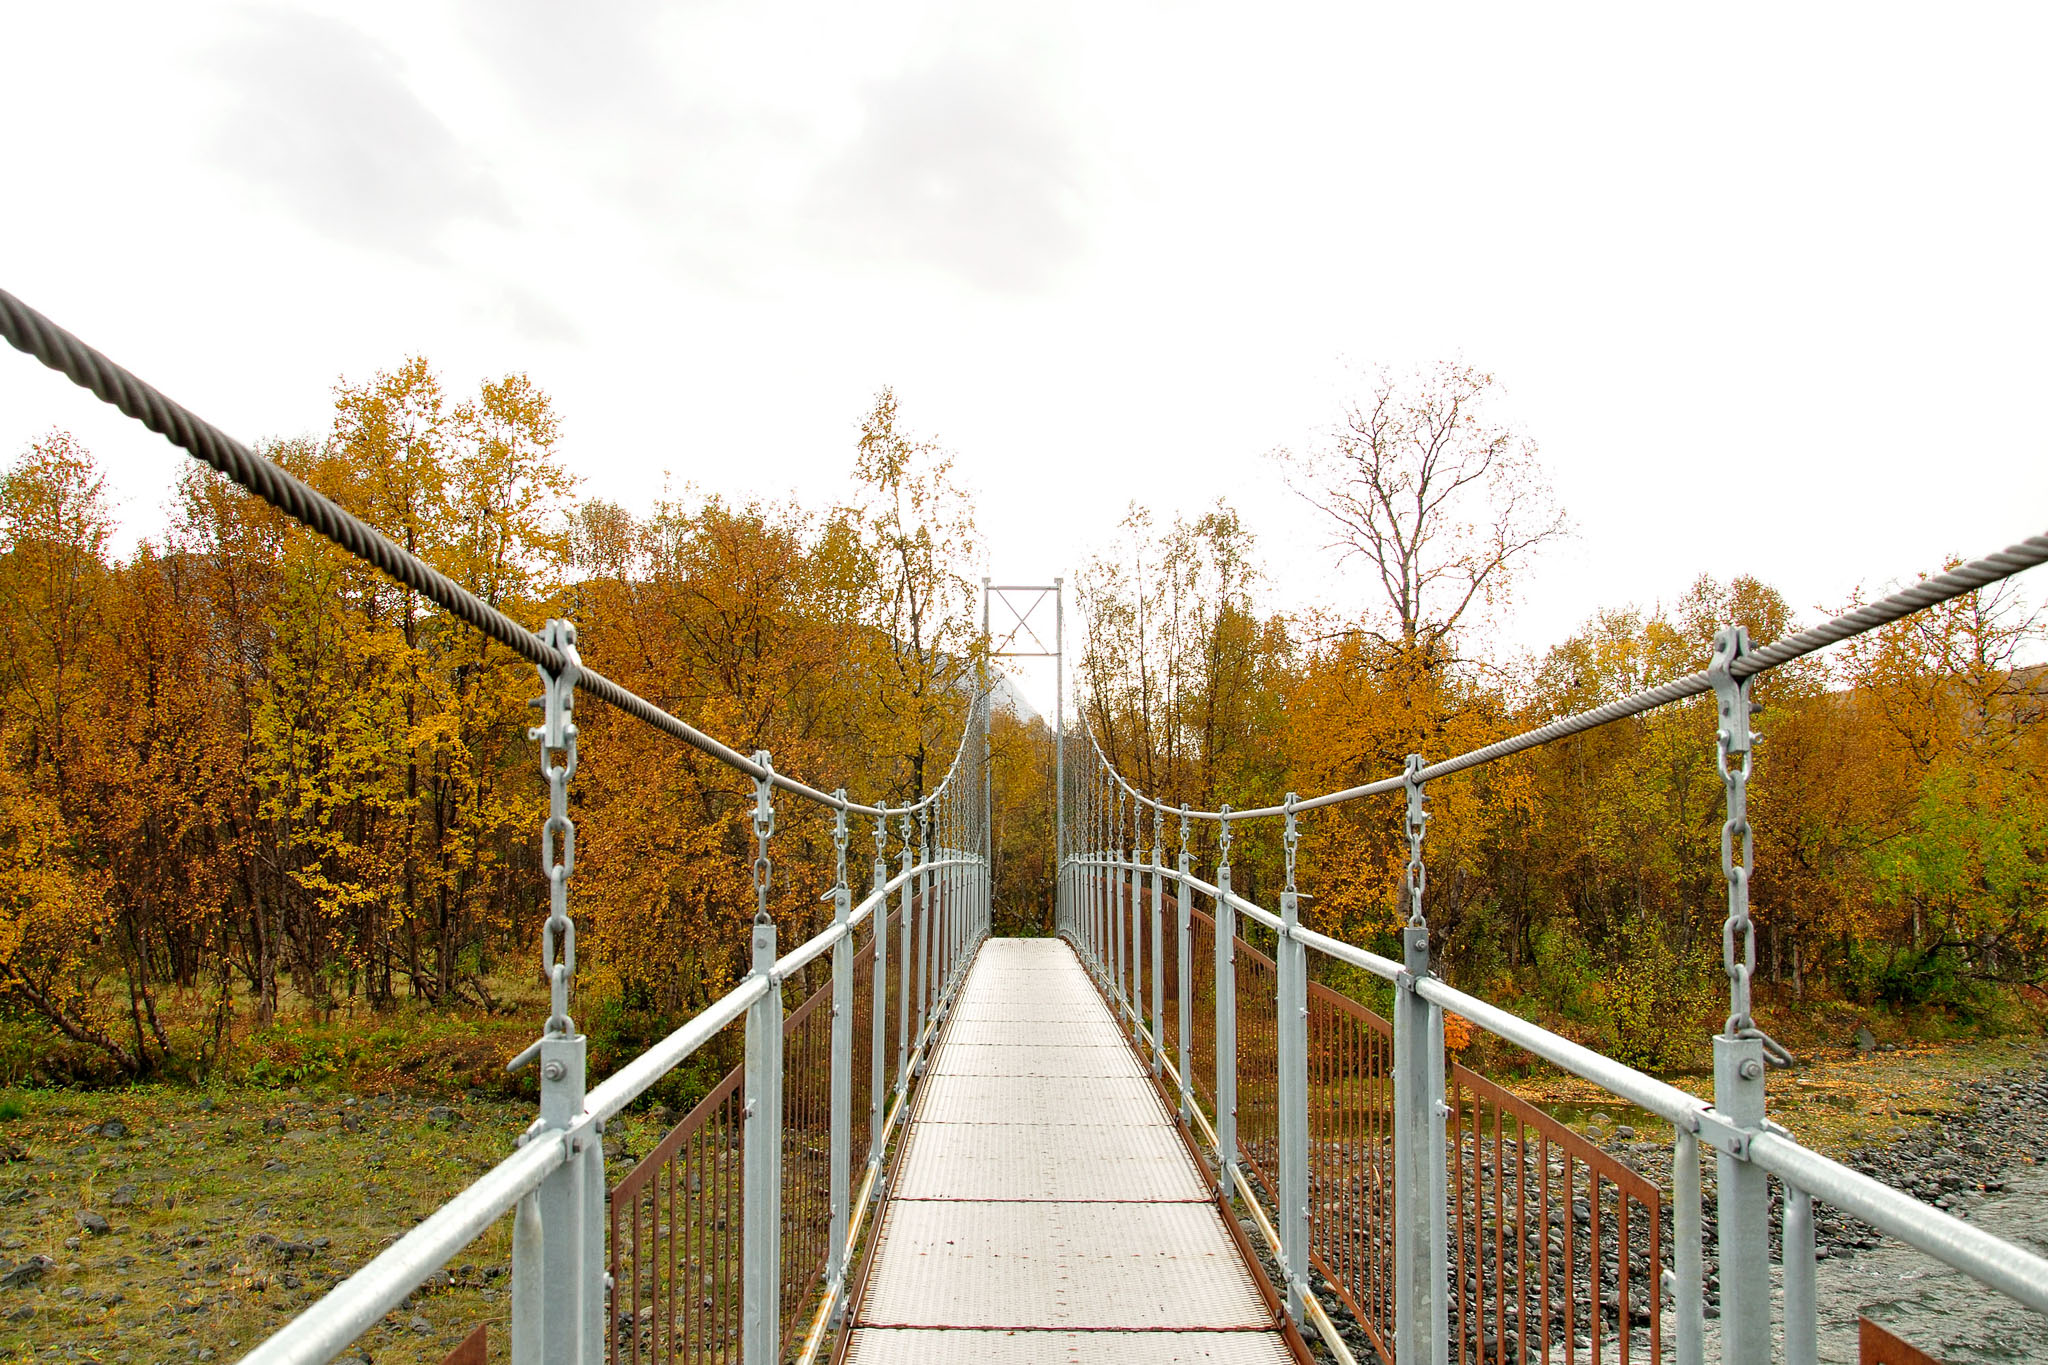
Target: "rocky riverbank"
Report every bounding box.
[1277,1040,2048,1362]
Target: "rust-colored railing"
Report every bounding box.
[1447,1064,1662,1365]
[1307,977,1396,1360]
[1233,930,1281,1201]
[1158,897,1661,1365]
[609,1058,746,1363]
[609,911,901,1365]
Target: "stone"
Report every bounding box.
[250,1232,318,1262]
[98,1117,130,1140]
[108,1183,139,1208]
[0,1254,55,1287]
[1855,1026,1877,1054]
[427,1106,457,1124]
[262,1117,287,1135]
[78,1209,111,1235]
[1615,1125,1636,1140]
[411,1315,433,1334]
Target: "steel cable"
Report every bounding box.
[0,285,975,819]
[1081,526,2048,820]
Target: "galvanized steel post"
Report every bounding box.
[1713,1032,1768,1364]
[1150,805,1165,1076]
[1112,788,1126,1018]
[826,796,853,1296]
[1277,795,1310,1324]
[1177,807,1194,1124]
[1672,1129,1705,1365]
[896,812,914,1094]
[869,808,889,1170]
[1393,754,1443,1365]
[1709,625,1780,1365]
[917,807,933,1046]
[741,914,782,1364]
[1215,806,1239,1197]
[1785,1183,1817,1365]
[510,1194,543,1365]
[1089,776,1101,976]
[521,619,595,1365]
[1053,577,1065,940]
[1128,797,1141,1031]
[741,751,783,1365]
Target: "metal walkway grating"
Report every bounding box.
[846,937,1291,1362]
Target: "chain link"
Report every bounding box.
[832,787,849,894]
[529,619,581,1036]
[1283,791,1300,894]
[752,750,776,925]
[1403,754,1429,928]
[1179,804,1191,863]
[1710,626,1795,1067]
[1152,804,1163,866]
[1217,804,1233,870]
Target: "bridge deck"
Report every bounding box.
[845,937,1292,1364]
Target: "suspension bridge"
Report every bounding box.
[4,285,2047,1365]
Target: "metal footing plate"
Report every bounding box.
[844,1329,1295,1363]
[894,1121,1208,1201]
[856,1200,1274,1329]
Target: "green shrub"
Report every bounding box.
[1846,943,1995,1016]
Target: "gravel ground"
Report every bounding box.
[1255,1048,2048,1363]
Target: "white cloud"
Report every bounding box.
[203,8,511,261]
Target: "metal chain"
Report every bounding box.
[530,619,581,1036]
[1403,754,1429,928]
[1152,804,1163,866]
[1217,804,1233,870]
[1710,628,1795,1066]
[752,750,776,925]
[1283,792,1300,894]
[1179,805,1191,862]
[833,787,849,893]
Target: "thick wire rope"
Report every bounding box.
[1078,527,2048,820]
[0,285,981,819]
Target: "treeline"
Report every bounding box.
[1078,365,2047,1063]
[0,367,987,1078]
[5,354,2038,1080]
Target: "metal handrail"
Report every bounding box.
[243,847,987,1365]
[1061,830,2048,1363]
[240,1137,565,1365]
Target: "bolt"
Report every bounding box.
[542,1060,567,1082]
[1739,1058,1763,1081]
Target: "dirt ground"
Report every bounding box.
[0,1084,681,1365]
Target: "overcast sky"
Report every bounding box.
[4,3,2045,716]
